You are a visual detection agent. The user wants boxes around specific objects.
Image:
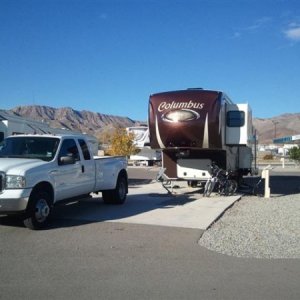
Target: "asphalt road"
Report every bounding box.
[0,166,299,299]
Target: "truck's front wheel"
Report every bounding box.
[102,174,127,205]
[23,191,52,230]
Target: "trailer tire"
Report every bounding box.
[102,174,127,205]
[188,180,198,188]
[23,190,52,230]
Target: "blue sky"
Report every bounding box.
[0,0,300,121]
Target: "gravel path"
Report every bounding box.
[199,193,300,259]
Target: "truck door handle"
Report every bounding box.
[82,165,85,173]
[49,170,59,175]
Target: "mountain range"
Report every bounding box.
[8,105,300,144]
[10,105,141,141]
[253,113,300,144]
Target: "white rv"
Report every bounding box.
[126,126,161,166]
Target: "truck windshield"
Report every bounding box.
[0,136,60,161]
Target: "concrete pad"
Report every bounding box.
[111,181,241,229]
[54,180,241,230]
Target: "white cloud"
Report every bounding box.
[284,26,300,41]
[246,17,272,31]
[231,17,271,39]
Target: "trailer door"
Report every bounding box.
[226,104,251,146]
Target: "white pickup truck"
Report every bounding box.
[0,134,128,229]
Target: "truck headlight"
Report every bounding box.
[5,175,26,189]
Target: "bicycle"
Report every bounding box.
[203,163,237,197]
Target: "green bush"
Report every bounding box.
[289,146,300,163]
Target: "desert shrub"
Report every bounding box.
[263,154,274,160]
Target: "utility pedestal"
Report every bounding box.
[261,165,272,198]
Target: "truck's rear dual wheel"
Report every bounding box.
[102,174,127,205]
[23,191,52,230]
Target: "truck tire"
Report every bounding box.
[23,190,52,230]
[102,174,127,205]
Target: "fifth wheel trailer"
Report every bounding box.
[148,89,255,184]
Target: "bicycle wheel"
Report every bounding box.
[203,179,214,197]
[227,179,238,195]
[218,181,227,195]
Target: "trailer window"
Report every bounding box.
[0,132,4,143]
[227,111,245,127]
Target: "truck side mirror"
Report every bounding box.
[58,156,75,165]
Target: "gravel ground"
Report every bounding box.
[199,174,300,259]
